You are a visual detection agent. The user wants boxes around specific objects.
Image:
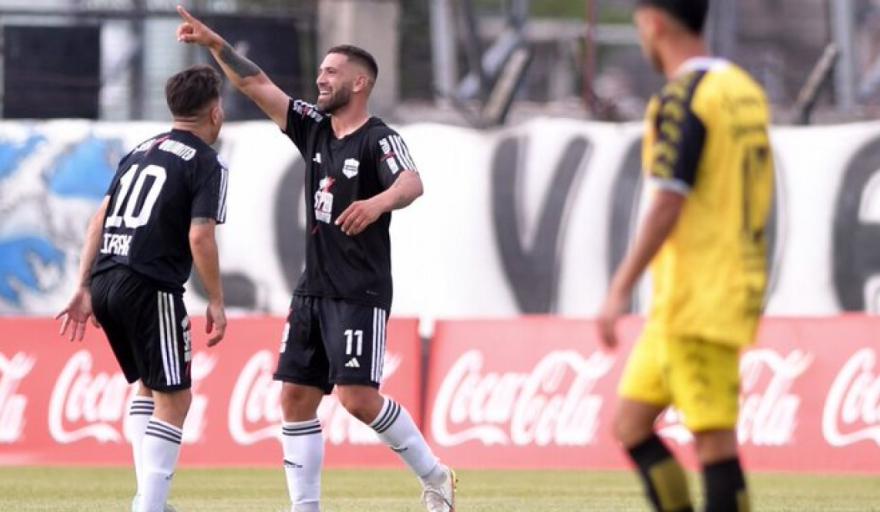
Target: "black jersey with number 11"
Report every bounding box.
[284,99,417,310]
[92,129,228,292]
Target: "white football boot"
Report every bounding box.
[131,496,177,512]
[421,466,457,512]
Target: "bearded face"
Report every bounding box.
[316,81,353,114]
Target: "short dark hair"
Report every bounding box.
[327,44,379,81]
[637,0,709,35]
[165,65,222,117]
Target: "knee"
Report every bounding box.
[153,389,191,426]
[336,387,382,424]
[613,410,653,448]
[694,430,738,464]
[281,384,321,421]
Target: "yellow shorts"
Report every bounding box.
[618,331,741,432]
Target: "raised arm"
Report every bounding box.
[176,5,289,129]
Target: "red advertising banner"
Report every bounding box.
[424,316,880,473]
[0,317,422,467]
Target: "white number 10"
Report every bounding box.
[105,164,167,229]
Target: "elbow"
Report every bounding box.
[409,174,424,200]
[189,231,215,252]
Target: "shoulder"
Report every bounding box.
[363,118,406,150]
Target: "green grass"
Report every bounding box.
[1,467,879,511]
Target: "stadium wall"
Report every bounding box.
[1,316,878,473]
[1,119,880,316]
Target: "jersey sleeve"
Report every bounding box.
[375,130,418,190]
[191,155,229,224]
[649,81,707,195]
[284,99,326,151]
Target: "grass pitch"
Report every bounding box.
[1,467,879,511]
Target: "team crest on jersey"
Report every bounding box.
[342,158,360,179]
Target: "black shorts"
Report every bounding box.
[273,295,388,393]
[90,266,192,392]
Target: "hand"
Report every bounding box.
[56,287,100,342]
[597,286,630,350]
[335,197,386,236]
[176,5,221,49]
[205,300,226,347]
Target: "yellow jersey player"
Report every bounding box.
[597,1,773,511]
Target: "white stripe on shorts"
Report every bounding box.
[167,293,180,385]
[378,309,387,382]
[158,292,172,386]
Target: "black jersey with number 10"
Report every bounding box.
[92,129,228,292]
[284,99,417,310]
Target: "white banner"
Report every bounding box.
[1,118,879,316]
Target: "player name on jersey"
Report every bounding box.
[100,233,133,257]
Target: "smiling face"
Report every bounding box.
[315,52,358,114]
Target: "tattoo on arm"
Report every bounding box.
[219,42,262,78]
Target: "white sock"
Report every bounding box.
[141,418,182,512]
[281,419,324,512]
[125,396,154,504]
[370,398,440,483]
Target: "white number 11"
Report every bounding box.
[344,329,363,356]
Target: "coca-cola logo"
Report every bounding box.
[657,349,812,446]
[228,350,402,446]
[430,349,614,447]
[823,348,880,447]
[0,352,35,443]
[49,350,215,444]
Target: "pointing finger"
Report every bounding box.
[177,5,195,22]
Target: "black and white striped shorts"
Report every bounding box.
[91,266,192,392]
[273,295,388,393]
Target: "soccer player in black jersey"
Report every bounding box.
[176,6,455,512]
[56,66,229,512]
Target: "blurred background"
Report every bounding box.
[1,0,879,125]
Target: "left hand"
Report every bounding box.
[336,198,385,236]
[56,286,100,342]
[597,286,629,350]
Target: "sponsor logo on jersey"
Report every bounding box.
[345,357,360,368]
[342,158,360,179]
[313,152,322,165]
[158,139,196,161]
[314,177,335,224]
[293,100,324,123]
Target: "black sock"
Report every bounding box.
[703,457,749,512]
[627,434,693,512]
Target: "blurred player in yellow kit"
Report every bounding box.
[597,1,773,511]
